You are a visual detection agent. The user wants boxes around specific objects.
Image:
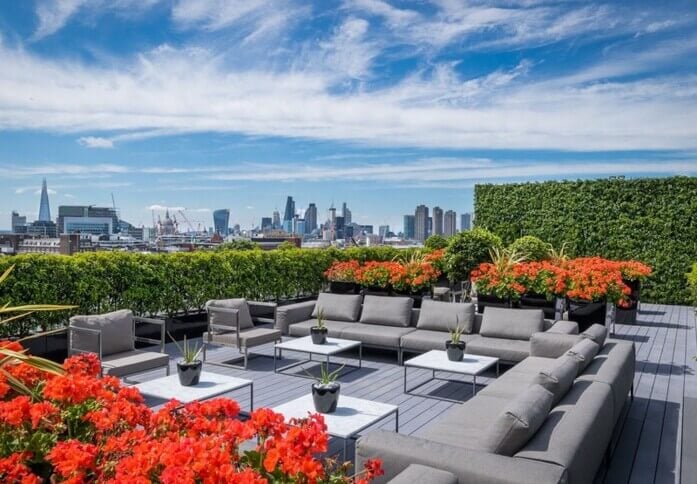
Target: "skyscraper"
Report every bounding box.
[213,209,230,236]
[260,217,272,230]
[272,210,281,229]
[433,206,443,235]
[414,205,429,242]
[461,212,472,231]
[282,196,295,233]
[444,210,457,236]
[305,203,318,234]
[38,178,51,222]
[403,215,415,239]
[342,202,352,225]
[378,225,390,239]
[11,211,27,233]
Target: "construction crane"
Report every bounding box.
[178,210,196,234]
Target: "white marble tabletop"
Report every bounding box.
[404,350,498,376]
[275,336,361,355]
[134,371,252,403]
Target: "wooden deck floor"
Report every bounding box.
[134,303,697,484]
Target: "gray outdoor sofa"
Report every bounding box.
[275,293,579,364]
[356,324,635,484]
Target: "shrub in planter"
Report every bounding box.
[424,234,449,250]
[444,228,502,283]
[324,260,362,294]
[508,235,550,262]
[688,262,697,307]
[357,261,402,292]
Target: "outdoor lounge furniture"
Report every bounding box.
[276,295,579,364]
[356,324,636,483]
[273,336,362,378]
[69,309,169,378]
[202,298,282,369]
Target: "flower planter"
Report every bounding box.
[361,286,392,297]
[312,382,340,413]
[567,298,611,332]
[177,360,203,386]
[328,281,360,294]
[310,326,328,345]
[445,340,465,361]
[616,279,641,324]
[519,293,564,320]
[14,330,68,363]
[476,293,514,314]
[393,288,431,308]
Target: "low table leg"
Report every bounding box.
[403,366,407,393]
[250,382,254,411]
[472,375,476,397]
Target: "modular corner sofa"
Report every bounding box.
[356,325,635,484]
[275,293,579,364]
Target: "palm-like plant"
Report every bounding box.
[170,334,203,363]
[488,247,527,272]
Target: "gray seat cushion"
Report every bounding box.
[207,298,254,330]
[311,293,362,322]
[340,323,415,348]
[417,300,475,333]
[70,309,134,356]
[479,307,545,341]
[529,332,584,358]
[401,330,478,354]
[387,464,458,484]
[465,336,530,362]
[478,384,554,456]
[204,327,281,348]
[288,319,355,338]
[581,324,608,346]
[531,355,578,405]
[101,350,169,377]
[360,295,413,327]
[566,338,600,375]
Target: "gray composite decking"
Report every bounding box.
[133,303,697,484]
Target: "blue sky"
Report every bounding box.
[0,0,696,231]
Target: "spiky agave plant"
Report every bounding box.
[0,265,76,395]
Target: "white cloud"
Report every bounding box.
[64,193,76,199]
[318,17,378,80]
[146,204,210,213]
[78,136,114,149]
[0,163,128,177]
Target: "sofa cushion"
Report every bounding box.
[207,299,254,330]
[311,293,362,322]
[70,309,134,356]
[101,349,169,377]
[566,338,600,375]
[479,307,544,341]
[387,464,458,484]
[288,319,356,338]
[465,336,530,363]
[401,330,478,354]
[340,323,415,348]
[478,384,554,456]
[529,332,583,358]
[581,324,608,346]
[360,296,413,327]
[531,356,578,406]
[416,300,475,333]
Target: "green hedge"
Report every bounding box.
[474,176,697,305]
[688,263,697,307]
[0,247,414,337]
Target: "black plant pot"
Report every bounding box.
[393,288,431,308]
[616,279,641,324]
[310,326,328,345]
[445,340,466,361]
[329,281,360,294]
[476,293,514,313]
[519,292,558,320]
[361,286,393,297]
[312,382,340,413]
[177,360,203,386]
[567,298,607,332]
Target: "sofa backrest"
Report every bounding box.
[360,295,414,327]
[312,293,363,322]
[479,307,545,341]
[70,309,134,356]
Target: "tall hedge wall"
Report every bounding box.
[474,176,697,305]
[0,246,410,337]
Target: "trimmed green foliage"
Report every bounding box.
[688,263,697,306]
[444,228,502,282]
[475,177,697,304]
[424,234,449,250]
[508,235,550,261]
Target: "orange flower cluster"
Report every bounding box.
[0,346,383,484]
[323,260,362,283]
[325,256,442,293]
[472,257,651,306]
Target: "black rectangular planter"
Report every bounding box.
[20,329,68,363]
[567,299,607,332]
[476,293,513,313]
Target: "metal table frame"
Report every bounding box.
[336,406,399,461]
[403,359,499,401]
[273,340,363,379]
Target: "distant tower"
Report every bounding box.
[342,202,352,225]
[414,205,429,242]
[272,210,281,229]
[213,209,230,236]
[444,210,457,236]
[282,196,295,233]
[305,203,318,234]
[433,206,443,235]
[38,178,51,222]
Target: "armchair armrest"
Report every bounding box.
[546,320,579,334]
[134,316,166,353]
[275,300,316,335]
[247,300,277,325]
[206,307,241,347]
[530,332,583,358]
[68,326,102,359]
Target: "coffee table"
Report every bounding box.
[273,394,398,460]
[403,350,499,401]
[134,371,254,412]
[274,336,362,378]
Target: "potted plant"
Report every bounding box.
[311,308,328,345]
[616,260,652,324]
[309,363,343,413]
[357,261,399,296]
[324,260,362,294]
[391,253,440,307]
[171,334,203,386]
[471,247,526,313]
[443,228,502,285]
[445,319,466,361]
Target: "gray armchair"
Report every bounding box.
[69,309,169,378]
[203,299,282,369]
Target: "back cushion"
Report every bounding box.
[207,298,254,330]
[360,295,413,327]
[566,338,601,376]
[581,324,608,347]
[312,293,362,322]
[70,309,134,356]
[478,384,554,456]
[417,300,475,333]
[479,307,545,341]
[532,356,578,405]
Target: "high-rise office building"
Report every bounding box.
[305,203,318,234]
[11,211,27,234]
[272,210,281,229]
[403,215,415,239]
[335,216,345,239]
[58,206,119,235]
[213,209,231,236]
[38,178,51,222]
[461,212,472,231]
[282,197,295,233]
[444,210,457,236]
[261,217,272,230]
[342,202,352,225]
[414,205,429,241]
[433,206,443,235]
[378,225,390,239]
